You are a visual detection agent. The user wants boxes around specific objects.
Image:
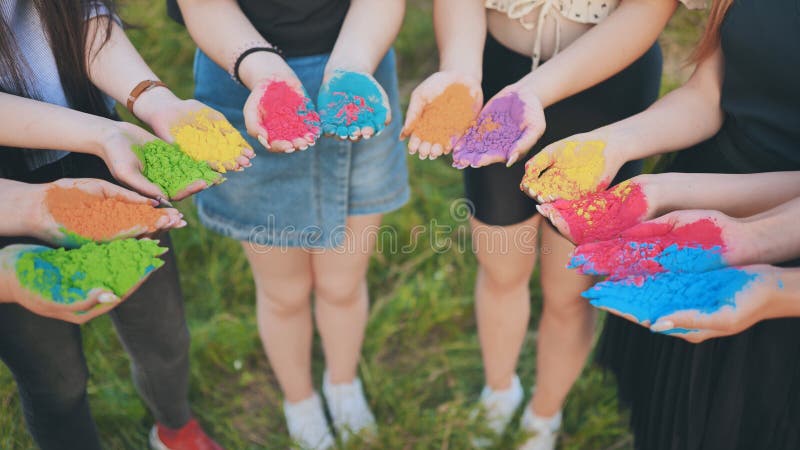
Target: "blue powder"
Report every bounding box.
[317,71,389,138]
[570,243,725,278]
[654,244,724,273]
[660,328,697,335]
[583,267,758,324]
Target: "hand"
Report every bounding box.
[569,210,755,278]
[522,129,629,202]
[0,244,160,324]
[536,177,656,244]
[451,83,545,169]
[317,70,391,141]
[401,71,482,160]
[138,93,254,171]
[588,265,788,343]
[244,74,320,153]
[20,179,184,247]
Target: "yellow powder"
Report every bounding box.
[172,108,252,173]
[521,140,607,200]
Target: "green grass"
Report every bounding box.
[0,2,704,449]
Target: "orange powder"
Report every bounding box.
[46,186,167,241]
[405,83,477,147]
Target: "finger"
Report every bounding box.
[291,138,309,151]
[236,155,252,168]
[111,224,149,241]
[402,94,426,136]
[473,153,506,168]
[525,150,553,179]
[244,100,270,141]
[171,179,211,201]
[116,167,167,202]
[242,146,256,158]
[430,143,444,159]
[418,141,432,160]
[257,134,271,150]
[322,124,337,136]
[220,159,239,172]
[64,288,115,313]
[408,135,421,154]
[506,128,543,167]
[372,119,386,136]
[154,209,182,229]
[93,179,155,206]
[536,204,574,243]
[360,126,374,140]
[270,139,295,153]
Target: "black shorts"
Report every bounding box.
[464,34,663,226]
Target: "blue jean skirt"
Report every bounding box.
[192,49,409,248]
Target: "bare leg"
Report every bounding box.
[312,214,381,384]
[243,244,314,403]
[473,215,541,390]
[530,223,596,416]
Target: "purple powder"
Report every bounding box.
[452,93,527,169]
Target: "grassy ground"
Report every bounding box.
[0,2,704,449]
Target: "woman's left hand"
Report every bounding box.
[317,70,391,141]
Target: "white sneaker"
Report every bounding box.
[518,405,561,450]
[284,393,335,450]
[471,374,524,447]
[322,371,377,442]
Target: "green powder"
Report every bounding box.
[134,140,223,198]
[15,239,166,304]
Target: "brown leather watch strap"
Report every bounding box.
[126,80,168,115]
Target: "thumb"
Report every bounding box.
[114,165,167,201]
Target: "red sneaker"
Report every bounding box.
[149,418,224,450]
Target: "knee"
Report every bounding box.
[541,282,594,320]
[20,363,89,416]
[257,276,313,317]
[477,261,531,295]
[313,274,365,308]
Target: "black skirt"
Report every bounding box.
[596,119,800,450]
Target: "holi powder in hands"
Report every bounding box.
[452,93,526,169]
[583,268,758,324]
[405,83,477,148]
[258,81,320,144]
[15,239,165,304]
[569,218,727,279]
[521,140,607,200]
[171,108,252,173]
[134,140,223,199]
[46,186,167,243]
[550,181,648,244]
[317,71,389,137]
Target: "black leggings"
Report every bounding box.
[464,34,663,226]
[0,153,192,450]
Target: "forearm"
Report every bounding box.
[743,197,800,265]
[435,0,485,79]
[764,267,800,319]
[602,47,725,162]
[527,0,678,107]
[0,180,43,238]
[0,93,117,155]
[646,171,800,218]
[326,0,405,74]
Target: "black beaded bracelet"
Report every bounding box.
[232,46,283,85]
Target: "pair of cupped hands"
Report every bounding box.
[520,135,786,343]
[1,178,185,324]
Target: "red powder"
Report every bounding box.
[335,94,372,125]
[551,181,648,244]
[571,218,725,277]
[258,81,320,143]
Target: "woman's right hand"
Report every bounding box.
[401,71,483,160]
[0,244,158,324]
[521,129,631,203]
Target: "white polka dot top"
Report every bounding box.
[485,0,707,68]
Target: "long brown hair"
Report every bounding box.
[691,0,734,63]
[0,0,116,117]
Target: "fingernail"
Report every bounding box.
[177,220,188,228]
[651,320,674,332]
[506,155,518,167]
[99,293,119,304]
[286,148,295,154]
[257,135,269,148]
[158,197,173,207]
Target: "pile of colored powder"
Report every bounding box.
[15,239,165,304]
[549,181,648,243]
[258,81,320,144]
[171,108,252,172]
[452,93,526,169]
[317,71,389,136]
[521,140,607,200]
[569,218,726,278]
[583,267,758,324]
[134,140,223,198]
[404,83,477,148]
[46,186,167,242]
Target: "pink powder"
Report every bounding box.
[258,81,320,143]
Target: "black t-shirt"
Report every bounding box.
[167,0,350,57]
[719,0,800,164]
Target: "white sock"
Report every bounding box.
[478,374,525,435]
[322,371,376,442]
[521,405,562,434]
[284,392,335,450]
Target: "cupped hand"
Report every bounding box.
[26,178,184,247]
[401,71,482,160]
[317,70,391,141]
[451,83,544,169]
[522,130,628,203]
[244,73,320,153]
[536,175,657,244]
[97,122,170,202]
[0,244,162,324]
[146,99,254,171]
[648,265,789,342]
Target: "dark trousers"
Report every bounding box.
[0,153,192,450]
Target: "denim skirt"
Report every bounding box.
[192,49,409,248]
